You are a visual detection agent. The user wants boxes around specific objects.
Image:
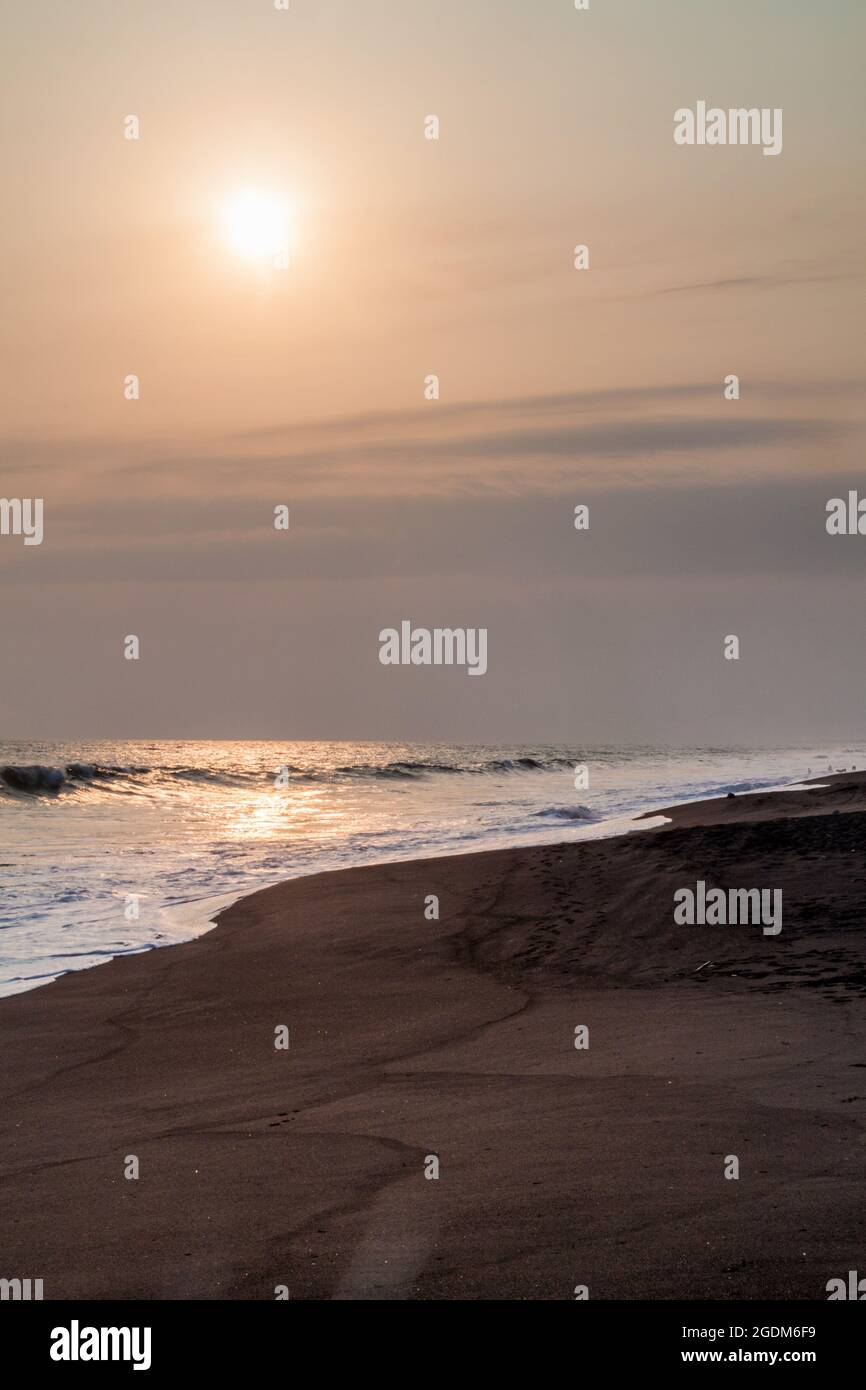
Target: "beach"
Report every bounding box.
[2,773,865,1301]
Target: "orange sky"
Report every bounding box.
[1,0,865,741]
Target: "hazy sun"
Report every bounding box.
[222,189,292,262]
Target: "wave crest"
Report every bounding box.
[0,751,581,798]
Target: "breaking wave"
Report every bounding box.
[0,753,579,797]
[531,805,598,822]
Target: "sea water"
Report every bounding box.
[0,740,859,997]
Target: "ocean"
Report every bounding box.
[1,740,861,997]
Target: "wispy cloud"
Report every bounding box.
[654,270,859,296]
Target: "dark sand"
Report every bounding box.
[2,774,865,1300]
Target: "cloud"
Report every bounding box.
[5,472,866,589]
[653,270,860,297]
[2,380,854,506]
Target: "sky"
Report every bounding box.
[1,0,865,743]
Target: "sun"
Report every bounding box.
[222,188,293,262]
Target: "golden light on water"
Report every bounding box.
[216,782,348,843]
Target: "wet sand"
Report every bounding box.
[1,773,865,1299]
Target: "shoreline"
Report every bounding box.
[0,769,824,1002]
[1,772,865,1299]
